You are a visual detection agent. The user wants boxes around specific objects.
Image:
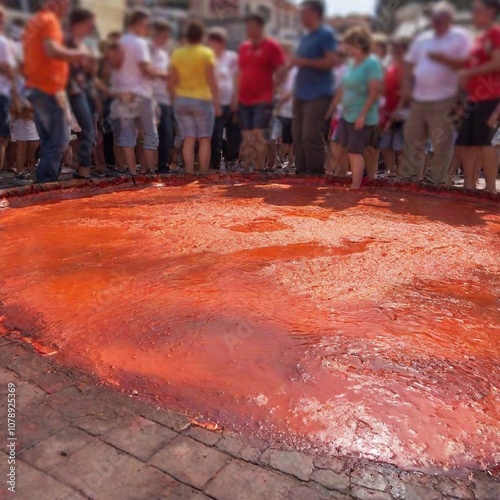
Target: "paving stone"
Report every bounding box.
[214,432,262,463]
[7,350,51,378]
[150,479,210,499]
[17,403,68,452]
[351,486,392,500]
[73,412,125,436]
[20,426,94,471]
[401,483,444,500]
[17,380,47,407]
[287,484,333,499]
[0,343,28,366]
[205,459,296,500]
[259,448,273,466]
[12,460,80,500]
[188,426,222,446]
[139,406,191,432]
[30,369,74,394]
[312,469,350,493]
[150,435,230,489]
[46,386,83,411]
[268,450,314,481]
[102,415,177,461]
[52,440,172,499]
[216,433,245,455]
[0,366,24,386]
[434,476,475,499]
[351,469,388,492]
[313,457,347,473]
[473,475,500,500]
[238,444,262,464]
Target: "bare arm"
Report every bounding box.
[43,39,84,63]
[325,87,343,119]
[139,61,168,80]
[427,52,469,70]
[273,63,288,93]
[355,79,382,130]
[206,61,221,115]
[400,61,414,104]
[463,49,500,77]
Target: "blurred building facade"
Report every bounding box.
[3,0,126,36]
[190,0,301,47]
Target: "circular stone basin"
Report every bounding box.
[1,180,499,472]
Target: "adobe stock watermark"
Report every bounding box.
[6,382,17,493]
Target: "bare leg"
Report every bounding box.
[480,145,499,193]
[122,147,138,175]
[240,131,255,168]
[254,130,267,171]
[27,141,39,171]
[142,148,156,173]
[363,146,379,179]
[349,152,365,189]
[16,141,28,173]
[329,142,341,175]
[0,137,8,171]
[182,137,196,173]
[447,150,461,185]
[456,146,479,190]
[288,144,295,167]
[279,144,289,164]
[6,140,16,170]
[94,132,106,173]
[114,145,125,171]
[198,137,211,173]
[266,140,277,170]
[381,148,395,177]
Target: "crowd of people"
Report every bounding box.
[0,0,499,193]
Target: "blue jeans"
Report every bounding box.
[157,104,173,170]
[27,89,70,183]
[69,93,95,167]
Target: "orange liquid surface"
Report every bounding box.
[1,182,499,472]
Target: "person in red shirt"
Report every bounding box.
[432,0,500,192]
[236,14,286,171]
[379,37,411,178]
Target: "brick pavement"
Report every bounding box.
[0,337,499,500]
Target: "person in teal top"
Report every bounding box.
[326,27,383,190]
[342,55,383,126]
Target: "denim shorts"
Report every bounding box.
[174,97,215,139]
[116,96,159,150]
[0,94,11,138]
[239,103,273,131]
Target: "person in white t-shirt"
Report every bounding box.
[399,1,471,185]
[0,8,16,172]
[150,20,173,173]
[207,28,240,170]
[112,9,164,175]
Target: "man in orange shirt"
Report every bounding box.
[23,0,88,182]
